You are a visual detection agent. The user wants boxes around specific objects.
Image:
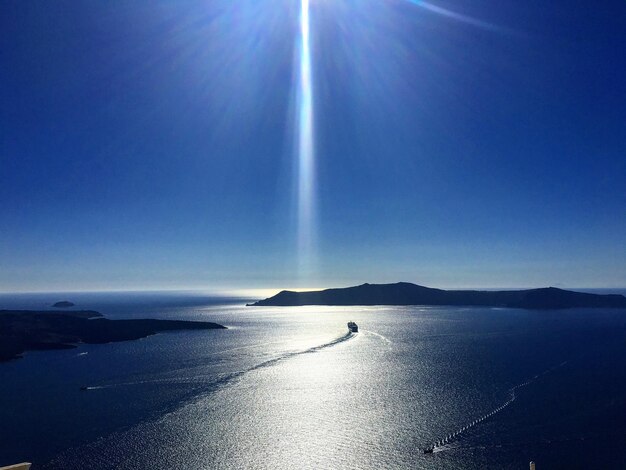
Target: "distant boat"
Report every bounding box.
[347,321,358,333]
[80,386,88,391]
[423,447,434,454]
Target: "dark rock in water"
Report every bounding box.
[53,301,75,308]
[0,310,226,362]
[249,282,626,310]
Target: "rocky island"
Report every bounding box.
[0,310,226,362]
[249,282,626,309]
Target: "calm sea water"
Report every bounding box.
[1,291,626,469]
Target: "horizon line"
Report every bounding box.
[1,283,625,297]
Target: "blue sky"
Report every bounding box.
[1,0,625,292]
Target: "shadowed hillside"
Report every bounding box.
[249,282,626,309]
[0,310,226,362]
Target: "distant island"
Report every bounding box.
[0,310,226,362]
[248,282,626,309]
[53,301,75,308]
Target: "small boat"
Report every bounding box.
[347,321,358,333]
[423,447,434,454]
[80,386,88,391]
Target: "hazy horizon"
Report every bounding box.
[2,282,626,297]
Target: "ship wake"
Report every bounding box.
[362,329,393,346]
[87,331,356,392]
[236,331,355,376]
[423,361,568,454]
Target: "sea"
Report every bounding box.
[1,290,626,469]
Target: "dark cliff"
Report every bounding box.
[249,282,626,309]
[0,310,226,362]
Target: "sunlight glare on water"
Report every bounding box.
[4,295,618,469]
[11,296,626,469]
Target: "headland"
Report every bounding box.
[0,310,226,362]
[249,282,626,309]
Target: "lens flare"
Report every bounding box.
[290,0,502,278]
[408,0,502,31]
[296,0,315,275]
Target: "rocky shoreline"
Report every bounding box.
[0,310,226,362]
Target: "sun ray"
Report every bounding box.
[296,0,315,276]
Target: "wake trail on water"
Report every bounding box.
[203,340,288,356]
[93,340,293,386]
[424,361,568,454]
[49,333,358,468]
[86,331,356,391]
[223,331,356,376]
[361,329,393,345]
